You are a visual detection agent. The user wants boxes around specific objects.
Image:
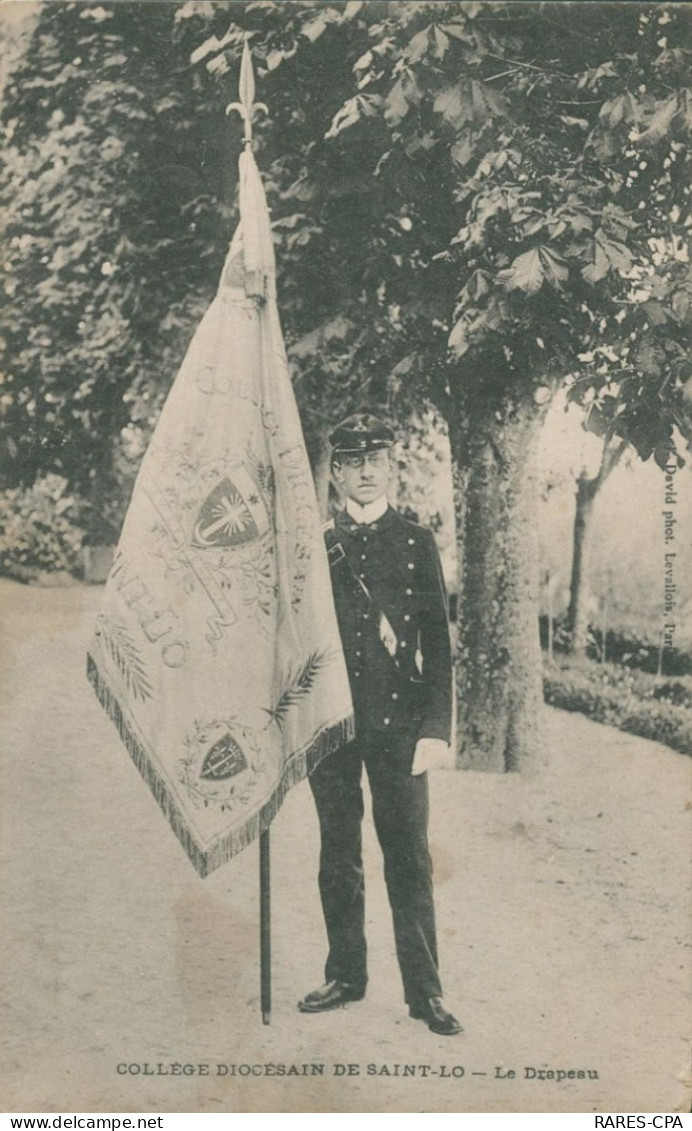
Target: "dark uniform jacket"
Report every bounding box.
[325,506,452,743]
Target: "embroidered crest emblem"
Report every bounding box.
[200,732,249,780]
[181,718,266,811]
[192,465,268,550]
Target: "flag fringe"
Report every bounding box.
[87,653,354,879]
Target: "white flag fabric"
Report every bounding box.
[87,146,353,877]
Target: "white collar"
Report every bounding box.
[345,495,389,525]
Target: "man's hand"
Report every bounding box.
[411,737,451,776]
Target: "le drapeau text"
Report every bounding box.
[116,1061,599,1083]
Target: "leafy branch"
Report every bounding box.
[98,616,153,703]
[263,649,333,730]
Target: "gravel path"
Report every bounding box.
[1,578,690,1113]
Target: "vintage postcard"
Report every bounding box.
[1,0,691,1116]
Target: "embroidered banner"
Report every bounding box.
[87,142,353,877]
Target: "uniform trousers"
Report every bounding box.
[308,730,442,1008]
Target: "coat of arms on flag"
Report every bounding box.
[87,47,353,878]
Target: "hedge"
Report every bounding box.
[543,658,692,757]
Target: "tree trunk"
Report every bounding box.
[565,472,599,655]
[84,443,119,546]
[546,571,554,664]
[303,422,333,521]
[565,438,627,656]
[448,391,547,773]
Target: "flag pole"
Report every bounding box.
[259,827,271,1024]
[228,39,272,1026]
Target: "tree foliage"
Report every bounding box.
[2,1,690,519]
[192,1,692,458]
[0,3,233,533]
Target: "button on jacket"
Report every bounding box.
[325,506,452,742]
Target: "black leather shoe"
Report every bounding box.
[297,980,366,1013]
[409,996,464,1035]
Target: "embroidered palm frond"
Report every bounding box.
[98,616,153,703]
[246,449,276,502]
[257,462,276,499]
[264,649,332,729]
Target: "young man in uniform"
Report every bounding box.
[298,413,462,1036]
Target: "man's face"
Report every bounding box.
[333,449,392,506]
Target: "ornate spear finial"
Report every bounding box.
[226,38,268,147]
